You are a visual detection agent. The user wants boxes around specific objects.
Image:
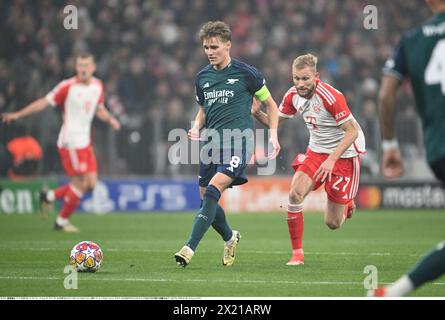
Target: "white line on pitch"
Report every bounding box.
[0,247,399,256]
[0,276,444,286]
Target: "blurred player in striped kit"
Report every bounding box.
[2,53,120,232]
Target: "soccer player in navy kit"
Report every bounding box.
[370,0,445,297]
[174,21,280,267]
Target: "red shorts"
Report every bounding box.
[291,148,360,204]
[58,145,97,177]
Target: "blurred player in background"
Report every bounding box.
[174,21,280,267]
[2,53,120,232]
[253,54,365,266]
[370,0,445,297]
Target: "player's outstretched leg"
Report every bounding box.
[174,185,220,267]
[53,185,82,232]
[211,204,241,266]
[212,204,233,242]
[368,241,445,297]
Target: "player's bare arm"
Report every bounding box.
[1,97,49,123]
[378,74,404,178]
[379,75,402,142]
[261,95,281,159]
[251,99,287,127]
[95,104,121,130]
[188,107,205,141]
[314,118,359,182]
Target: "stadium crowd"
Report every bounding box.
[0,0,432,178]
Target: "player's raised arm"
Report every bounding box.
[1,97,49,123]
[95,104,121,130]
[378,74,404,178]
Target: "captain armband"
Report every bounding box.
[254,85,271,102]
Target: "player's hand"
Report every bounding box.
[251,98,261,116]
[381,149,403,178]
[267,135,280,160]
[1,112,20,123]
[188,126,200,141]
[109,118,121,131]
[314,157,336,182]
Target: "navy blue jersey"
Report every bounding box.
[383,12,445,164]
[195,59,266,151]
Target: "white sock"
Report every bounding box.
[56,216,69,226]
[225,231,236,245]
[184,245,195,256]
[385,275,415,297]
[47,190,55,202]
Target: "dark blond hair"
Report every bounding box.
[198,21,231,43]
[293,53,318,71]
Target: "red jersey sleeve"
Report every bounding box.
[45,78,74,107]
[278,87,297,118]
[316,81,351,124]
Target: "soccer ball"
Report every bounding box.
[69,241,103,272]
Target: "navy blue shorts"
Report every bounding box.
[198,148,252,188]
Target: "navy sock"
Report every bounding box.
[408,241,445,288]
[186,185,220,251]
[212,204,233,242]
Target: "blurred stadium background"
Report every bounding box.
[1,0,441,213]
[0,0,434,178]
[0,0,444,297]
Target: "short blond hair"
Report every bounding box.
[293,54,318,71]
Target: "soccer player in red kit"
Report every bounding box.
[2,53,120,232]
[252,54,365,265]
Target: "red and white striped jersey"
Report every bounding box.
[46,76,104,149]
[278,80,366,158]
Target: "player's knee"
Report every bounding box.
[289,189,305,204]
[324,219,341,230]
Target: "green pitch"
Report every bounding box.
[0,210,444,297]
